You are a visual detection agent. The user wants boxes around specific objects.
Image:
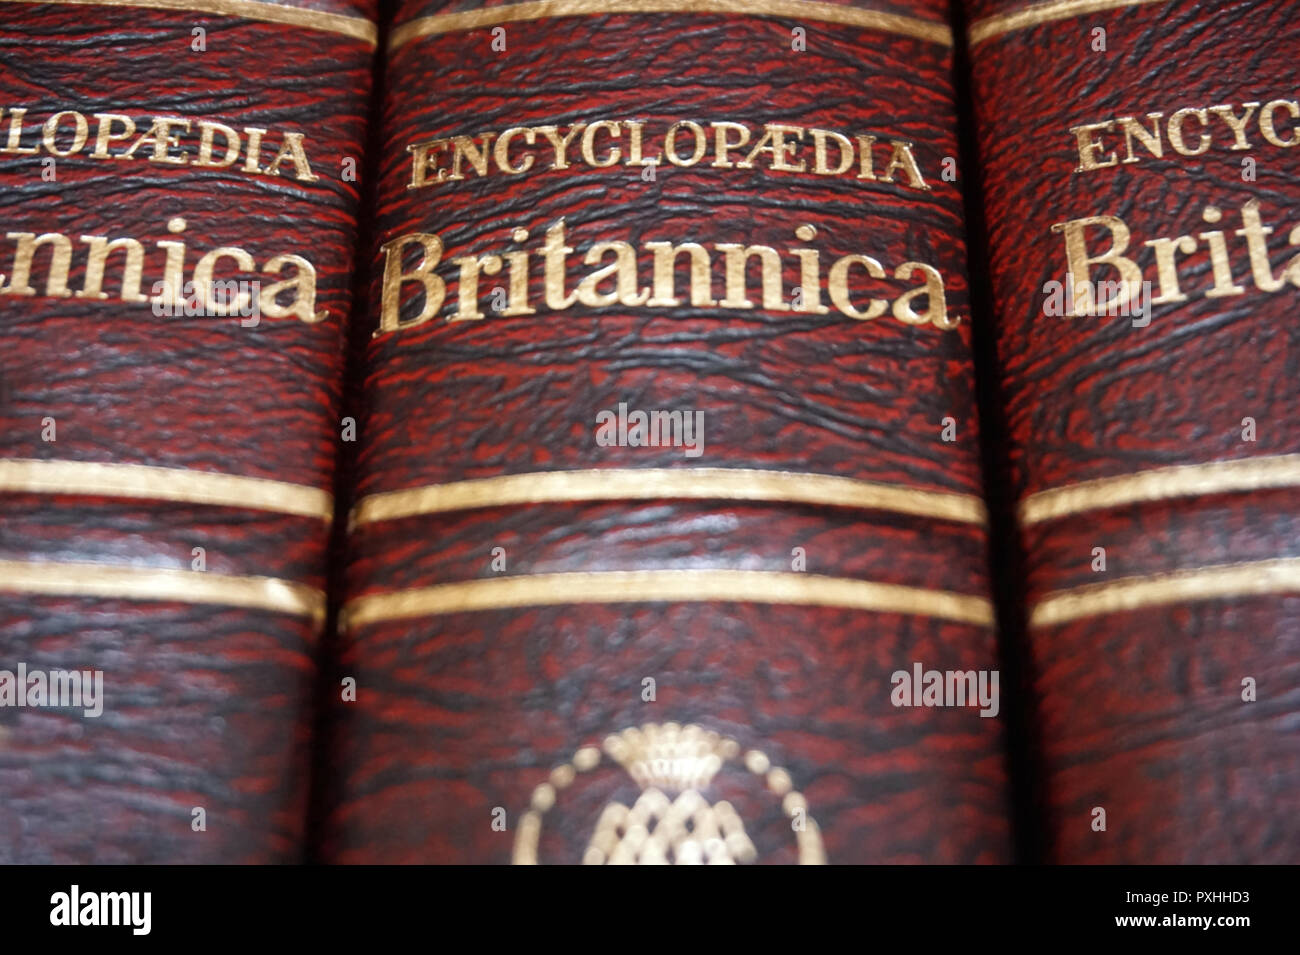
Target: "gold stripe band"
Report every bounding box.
[969,0,1168,45]
[1029,557,1300,628]
[0,458,333,521]
[0,0,378,44]
[0,559,325,626]
[351,467,987,528]
[1019,454,1300,526]
[390,0,952,50]
[340,569,994,630]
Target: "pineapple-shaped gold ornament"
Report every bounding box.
[513,721,825,865]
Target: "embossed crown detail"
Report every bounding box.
[602,722,735,792]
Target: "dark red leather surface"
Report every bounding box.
[0,1,374,862]
[321,0,1013,863]
[965,0,1300,862]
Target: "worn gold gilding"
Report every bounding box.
[969,0,1169,45]
[0,458,333,520]
[1028,557,1300,628]
[390,0,952,50]
[0,559,326,626]
[350,467,988,528]
[339,570,995,630]
[1019,455,1300,525]
[0,0,378,44]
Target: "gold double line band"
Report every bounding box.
[0,0,378,45]
[0,458,333,521]
[1029,557,1300,628]
[390,0,952,50]
[351,467,987,528]
[340,569,994,630]
[1019,455,1300,526]
[969,0,1169,45]
[0,559,325,626]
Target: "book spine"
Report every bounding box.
[326,0,1010,863]
[0,1,376,861]
[964,0,1300,862]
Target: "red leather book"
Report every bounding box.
[320,0,1011,863]
[0,0,376,861]
[964,0,1300,862]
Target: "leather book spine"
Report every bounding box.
[964,0,1300,862]
[0,0,376,861]
[324,0,1011,863]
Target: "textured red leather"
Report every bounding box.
[964,0,1300,861]
[0,1,374,861]
[321,0,1012,863]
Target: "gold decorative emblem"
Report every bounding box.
[513,721,826,865]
